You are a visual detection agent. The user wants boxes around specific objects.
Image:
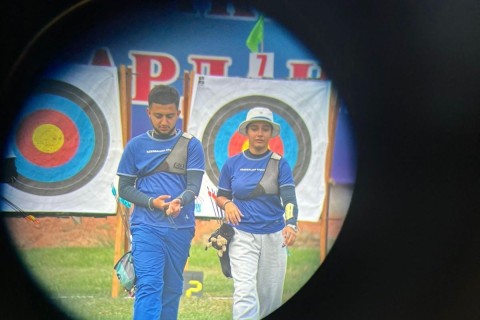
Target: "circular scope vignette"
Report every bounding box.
[1,1,356,319]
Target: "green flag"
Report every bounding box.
[246,15,264,53]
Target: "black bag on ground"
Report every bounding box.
[205,223,235,278]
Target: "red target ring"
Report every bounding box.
[228,131,284,156]
[11,79,110,196]
[16,109,79,167]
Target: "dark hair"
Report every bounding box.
[148,85,180,109]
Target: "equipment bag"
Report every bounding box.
[205,223,235,278]
[114,251,136,294]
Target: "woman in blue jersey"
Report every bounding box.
[216,107,299,320]
[117,85,205,320]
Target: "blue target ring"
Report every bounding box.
[203,95,311,185]
[15,93,95,182]
[11,80,110,196]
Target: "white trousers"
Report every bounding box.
[229,228,287,320]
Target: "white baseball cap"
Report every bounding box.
[238,107,280,137]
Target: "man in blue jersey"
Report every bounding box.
[216,107,299,319]
[117,85,205,320]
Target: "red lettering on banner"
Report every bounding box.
[256,54,268,77]
[90,48,114,67]
[129,51,180,103]
[188,55,232,76]
[287,60,322,79]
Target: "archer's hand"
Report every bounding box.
[165,198,182,218]
[152,195,171,210]
[224,201,243,225]
[282,225,298,247]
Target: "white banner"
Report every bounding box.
[1,64,123,214]
[188,75,331,222]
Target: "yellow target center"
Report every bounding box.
[32,124,64,153]
[241,140,249,151]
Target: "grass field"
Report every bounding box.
[19,244,320,319]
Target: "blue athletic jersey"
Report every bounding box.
[217,151,295,234]
[117,129,205,228]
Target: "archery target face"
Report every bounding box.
[202,95,311,185]
[12,80,110,196]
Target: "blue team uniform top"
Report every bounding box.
[217,151,295,234]
[117,129,205,228]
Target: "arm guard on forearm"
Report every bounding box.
[280,185,299,225]
[118,175,151,208]
[176,170,204,206]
